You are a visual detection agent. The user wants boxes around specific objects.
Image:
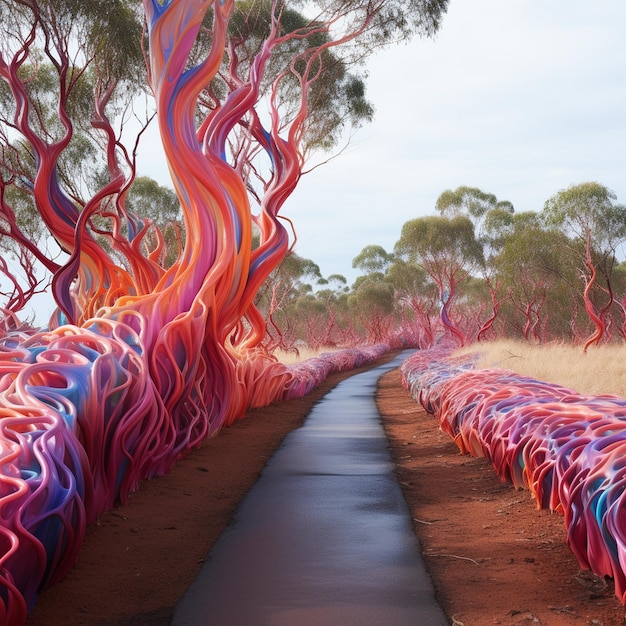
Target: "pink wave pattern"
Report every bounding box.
[0,314,389,623]
[0,2,398,622]
[402,347,626,603]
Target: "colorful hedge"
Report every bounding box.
[402,347,626,603]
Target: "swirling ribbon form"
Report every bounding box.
[0,2,400,621]
[402,348,626,603]
[0,320,161,622]
[0,311,389,624]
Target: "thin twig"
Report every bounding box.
[427,552,481,565]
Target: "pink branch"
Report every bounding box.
[583,233,605,352]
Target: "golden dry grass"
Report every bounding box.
[273,346,336,364]
[277,340,626,398]
[455,340,626,398]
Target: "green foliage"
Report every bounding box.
[74,1,145,86]
[384,259,430,295]
[352,244,393,274]
[488,210,585,340]
[495,215,574,294]
[435,185,498,219]
[394,214,484,271]
[255,250,322,319]
[0,1,145,88]
[279,254,322,284]
[435,186,515,260]
[349,279,394,314]
[0,0,149,232]
[197,0,448,157]
[125,177,182,267]
[0,185,45,255]
[266,180,626,346]
[126,177,181,227]
[543,181,626,254]
[543,182,626,334]
[334,0,450,45]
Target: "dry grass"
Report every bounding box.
[455,340,626,398]
[273,346,336,364]
[277,340,626,398]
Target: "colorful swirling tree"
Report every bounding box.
[394,214,484,346]
[0,0,449,622]
[543,182,626,351]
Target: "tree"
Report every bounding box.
[435,187,516,341]
[394,214,483,345]
[351,244,435,347]
[352,244,394,274]
[436,185,498,217]
[436,185,514,252]
[0,1,148,319]
[493,212,575,342]
[543,182,626,349]
[254,251,322,349]
[348,277,395,343]
[0,1,452,618]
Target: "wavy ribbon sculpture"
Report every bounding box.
[0,1,393,622]
[0,316,388,623]
[402,347,626,604]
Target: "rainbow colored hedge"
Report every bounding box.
[402,347,626,604]
[0,321,388,623]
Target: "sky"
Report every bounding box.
[136,1,626,286]
[24,0,626,325]
[133,0,626,283]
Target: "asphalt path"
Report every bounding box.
[172,352,448,625]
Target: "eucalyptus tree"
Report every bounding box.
[352,244,394,274]
[309,274,352,346]
[434,186,516,340]
[385,259,436,347]
[289,283,352,349]
[0,0,147,317]
[350,244,420,345]
[436,185,514,255]
[254,251,322,349]
[394,214,483,345]
[348,275,395,344]
[0,0,450,330]
[492,211,575,341]
[543,182,626,349]
[352,240,460,347]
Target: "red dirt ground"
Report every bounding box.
[26,356,626,625]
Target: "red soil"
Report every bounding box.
[26,358,626,626]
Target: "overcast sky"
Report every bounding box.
[135,0,626,286]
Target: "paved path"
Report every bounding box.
[172,353,448,625]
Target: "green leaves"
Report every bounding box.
[435,186,498,219]
[395,214,484,269]
[543,181,626,252]
[352,244,393,273]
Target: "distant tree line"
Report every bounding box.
[257,183,626,351]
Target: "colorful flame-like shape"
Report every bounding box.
[0,312,390,623]
[0,1,394,622]
[402,347,626,603]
